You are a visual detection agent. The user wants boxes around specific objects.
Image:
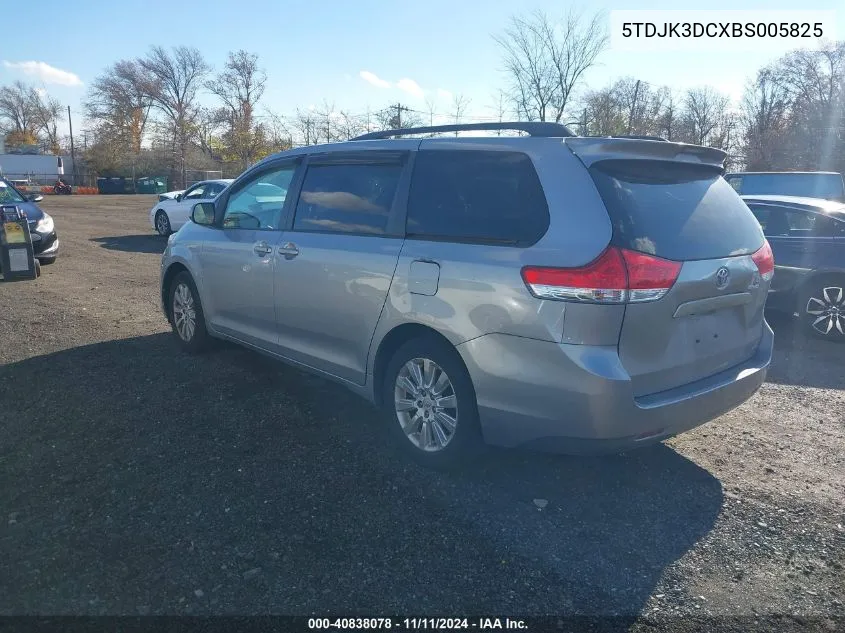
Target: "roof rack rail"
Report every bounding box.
[604,135,669,141]
[352,121,575,141]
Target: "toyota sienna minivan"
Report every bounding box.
[160,122,775,468]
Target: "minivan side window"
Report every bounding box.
[292,163,402,236]
[222,165,295,230]
[406,150,550,245]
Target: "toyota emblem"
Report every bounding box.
[715,267,730,289]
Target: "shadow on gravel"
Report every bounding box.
[91,234,166,254]
[1,334,722,620]
[765,310,844,391]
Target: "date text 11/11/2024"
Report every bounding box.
[308,618,528,630]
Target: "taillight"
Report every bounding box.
[521,247,681,304]
[751,240,774,282]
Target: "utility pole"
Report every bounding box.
[67,105,76,186]
[582,108,588,136]
[394,103,410,129]
[627,80,641,135]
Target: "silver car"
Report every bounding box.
[160,122,775,468]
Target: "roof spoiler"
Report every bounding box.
[564,137,727,170]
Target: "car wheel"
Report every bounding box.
[38,257,56,265]
[799,276,845,343]
[381,336,482,469]
[34,259,41,278]
[155,210,172,236]
[169,272,210,353]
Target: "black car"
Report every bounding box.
[0,178,59,263]
[743,195,845,342]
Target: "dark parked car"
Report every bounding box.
[727,171,845,202]
[0,178,59,263]
[743,195,845,341]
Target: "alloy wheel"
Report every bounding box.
[156,212,170,236]
[806,286,845,336]
[172,282,197,342]
[394,358,458,452]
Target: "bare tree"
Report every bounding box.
[32,93,63,153]
[0,81,38,137]
[292,108,318,146]
[263,109,292,151]
[583,85,624,136]
[85,60,155,154]
[684,86,730,146]
[336,110,365,140]
[740,69,790,169]
[424,97,438,127]
[490,90,509,134]
[139,46,210,186]
[494,12,555,121]
[494,9,607,122]
[207,50,268,168]
[450,94,471,134]
[655,87,679,141]
[313,100,338,143]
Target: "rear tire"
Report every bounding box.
[798,276,845,343]
[168,272,211,353]
[381,336,482,470]
[155,210,172,236]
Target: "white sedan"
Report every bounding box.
[149,179,233,235]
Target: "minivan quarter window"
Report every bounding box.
[292,161,403,236]
[406,150,550,245]
[222,164,296,230]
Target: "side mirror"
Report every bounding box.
[191,202,216,226]
[27,193,44,202]
[175,193,183,202]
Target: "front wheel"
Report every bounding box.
[381,336,482,469]
[799,277,845,343]
[155,210,172,236]
[169,272,210,352]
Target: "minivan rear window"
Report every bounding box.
[590,160,765,261]
[407,150,549,246]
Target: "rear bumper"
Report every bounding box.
[456,321,773,455]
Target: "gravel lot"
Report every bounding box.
[0,195,842,630]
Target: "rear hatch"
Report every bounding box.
[568,138,770,397]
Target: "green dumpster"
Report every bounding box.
[135,176,168,194]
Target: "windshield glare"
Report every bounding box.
[0,180,26,204]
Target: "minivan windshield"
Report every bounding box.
[725,173,845,201]
[590,160,765,261]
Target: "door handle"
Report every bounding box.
[278,242,300,260]
[253,241,272,257]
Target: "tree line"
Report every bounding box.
[1,10,843,187]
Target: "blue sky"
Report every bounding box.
[1,0,842,136]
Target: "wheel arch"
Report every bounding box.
[371,323,462,407]
[794,267,845,310]
[161,262,190,323]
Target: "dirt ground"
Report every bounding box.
[0,195,842,630]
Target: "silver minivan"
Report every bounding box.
[160,122,775,468]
